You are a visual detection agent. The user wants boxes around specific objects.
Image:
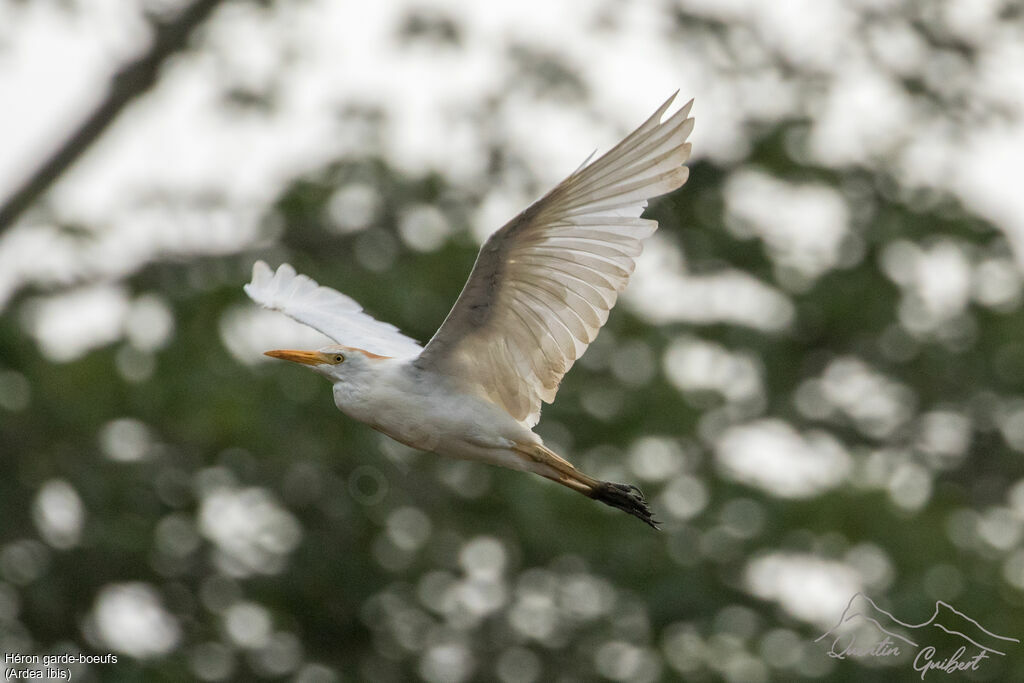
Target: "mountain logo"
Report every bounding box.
[814,593,1018,678]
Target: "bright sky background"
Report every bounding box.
[5,0,1024,309]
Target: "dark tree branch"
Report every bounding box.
[0,0,225,232]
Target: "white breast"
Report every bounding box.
[332,360,535,455]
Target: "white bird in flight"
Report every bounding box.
[245,93,694,528]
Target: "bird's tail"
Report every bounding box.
[513,442,659,529]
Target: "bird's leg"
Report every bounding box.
[587,481,659,529]
[513,442,659,529]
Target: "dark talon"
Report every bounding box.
[589,481,660,529]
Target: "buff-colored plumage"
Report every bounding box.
[246,93,695,527]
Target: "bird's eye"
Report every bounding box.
[334,354,344,363]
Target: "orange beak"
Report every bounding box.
[264,349,323,366]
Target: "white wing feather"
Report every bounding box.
[416,93,694,427]
[244,261,423,358]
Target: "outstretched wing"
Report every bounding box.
[416,93,694,427]
[244,261,423,358]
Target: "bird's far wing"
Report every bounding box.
[244,261,423,358]
[416,93,694,427]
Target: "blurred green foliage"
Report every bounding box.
[3,136,1024,680]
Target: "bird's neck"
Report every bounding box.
[330,360,387,410]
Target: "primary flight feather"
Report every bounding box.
[246,93,694,527]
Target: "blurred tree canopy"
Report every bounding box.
[2,1,1024,682]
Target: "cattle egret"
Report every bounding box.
[246,93,694,527]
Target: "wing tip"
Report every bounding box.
[658,91,694,123]
[244,260,273,300]
[250,259,271,280]
[647,91,679,126]
[245,260,302,306]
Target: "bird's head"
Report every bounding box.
[263,344,387,381]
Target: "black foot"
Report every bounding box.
[590,481,660,529]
